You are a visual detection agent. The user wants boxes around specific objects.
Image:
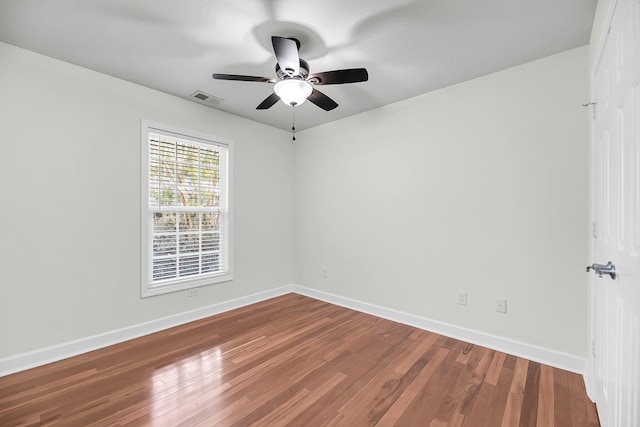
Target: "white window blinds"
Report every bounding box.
[141,122,232,297]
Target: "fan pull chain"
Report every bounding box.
[291,107,296,142]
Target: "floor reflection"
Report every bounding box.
[150,346,224,424]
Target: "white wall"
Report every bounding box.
[0,40,590,367]
[0,42,294,358]
[294,46,589,357]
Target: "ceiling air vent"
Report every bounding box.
[190,91,223,107]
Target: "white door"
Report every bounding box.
[591,0,640,426]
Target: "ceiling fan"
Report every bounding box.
[212,36,368,111]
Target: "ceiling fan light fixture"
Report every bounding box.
[274,79,312,106]
[213,36,367,112]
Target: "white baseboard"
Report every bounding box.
[1,283,586,377]
[292,285,587,375]
[0,286,294,377]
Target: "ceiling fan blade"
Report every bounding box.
[308,68,369,85]
[256,92,281,110]
[271,36,300,76]
[307,88,338,111]
[212,74,276,83]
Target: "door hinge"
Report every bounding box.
[592,221,597,238]
[582,102,597,119]
[592,339,596,357]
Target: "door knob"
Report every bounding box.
[586,261,616,280]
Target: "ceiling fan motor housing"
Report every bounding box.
[276,59,309,80]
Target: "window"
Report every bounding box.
[141,121,232,297]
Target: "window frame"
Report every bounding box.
[140,120,233,298]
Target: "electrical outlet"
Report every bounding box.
[457,290,467,306]
[321,267,328,278]
[496,298,507,313]
[187,289,199,297]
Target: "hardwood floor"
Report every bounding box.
[0,294,599,426]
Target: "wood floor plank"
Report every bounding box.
[459,349,497,426]
[374,347,451,427]
[482,354,516,426]
[568,370,592,426]
[391,341,467,426]
[553,367,573,427]
[459,347,493,416]
[0,294,599,427]
[537,364,555,427]
[329,340,444,426]
[500,357,529,427]
[519,361,541,426]
[485,351,507,386]
[434,346,488,424]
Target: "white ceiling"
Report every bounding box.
[0,0,597,131]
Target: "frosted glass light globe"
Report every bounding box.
[274,79,313,106]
